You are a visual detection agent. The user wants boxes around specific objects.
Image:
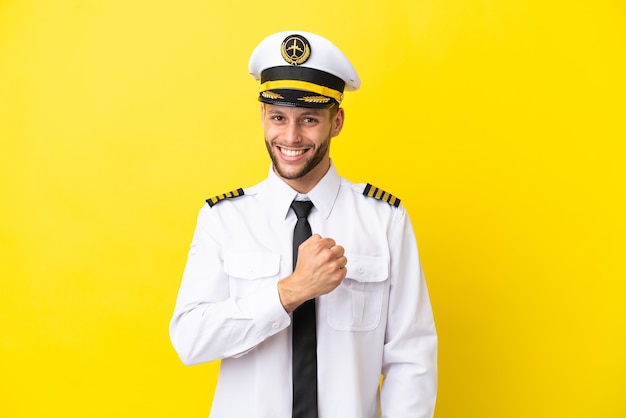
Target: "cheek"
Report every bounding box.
[263,125,278,139]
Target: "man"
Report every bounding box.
[170,30,438,417]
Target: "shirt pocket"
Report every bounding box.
[326,254,389,332]
[223,251,281,297]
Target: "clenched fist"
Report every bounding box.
[278,234,347,313]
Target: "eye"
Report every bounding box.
[303,117,318,124]
[271,115,284,121]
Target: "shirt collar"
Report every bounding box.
[265,160,341,221]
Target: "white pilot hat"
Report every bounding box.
[249,30,360,108]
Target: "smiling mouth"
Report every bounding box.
[278,147,308,157]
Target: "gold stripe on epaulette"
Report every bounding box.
[363,183,400,207]
[206,188,244,208]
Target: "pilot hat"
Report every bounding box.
[249,31,360,109]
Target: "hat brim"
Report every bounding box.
[258,89,338,109]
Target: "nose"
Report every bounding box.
[284,120,302,144]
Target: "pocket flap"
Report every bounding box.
[344,254,389,283]
[224,252,280,279]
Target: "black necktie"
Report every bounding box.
[290,200,318,418]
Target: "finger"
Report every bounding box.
[329,244,345,257]
[306,233,322,243]
[339,263,348,278]
[318,237,336,249]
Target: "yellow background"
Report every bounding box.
[1,0,624,417]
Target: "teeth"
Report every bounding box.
[280,148,306,157]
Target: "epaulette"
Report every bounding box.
[363,183,401,207]
[206,188,244,208]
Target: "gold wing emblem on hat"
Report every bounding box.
[281,35,311,65]
[298,96,331,104]
[262,91,285,100]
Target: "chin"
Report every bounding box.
[275,165,309,180]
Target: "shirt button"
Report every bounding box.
[357,267,365,275]
[272,322,280,329]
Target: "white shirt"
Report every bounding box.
[170,162,438,418]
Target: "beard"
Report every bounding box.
[265,134,331,180]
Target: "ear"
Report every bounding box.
[260,103,266,128]
[331,107,345,138]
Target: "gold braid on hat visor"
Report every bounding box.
[259,80,343,103]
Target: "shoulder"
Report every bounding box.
[205,181,265,208]
[347,181,402,208]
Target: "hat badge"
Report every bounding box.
[280,34,311,65]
